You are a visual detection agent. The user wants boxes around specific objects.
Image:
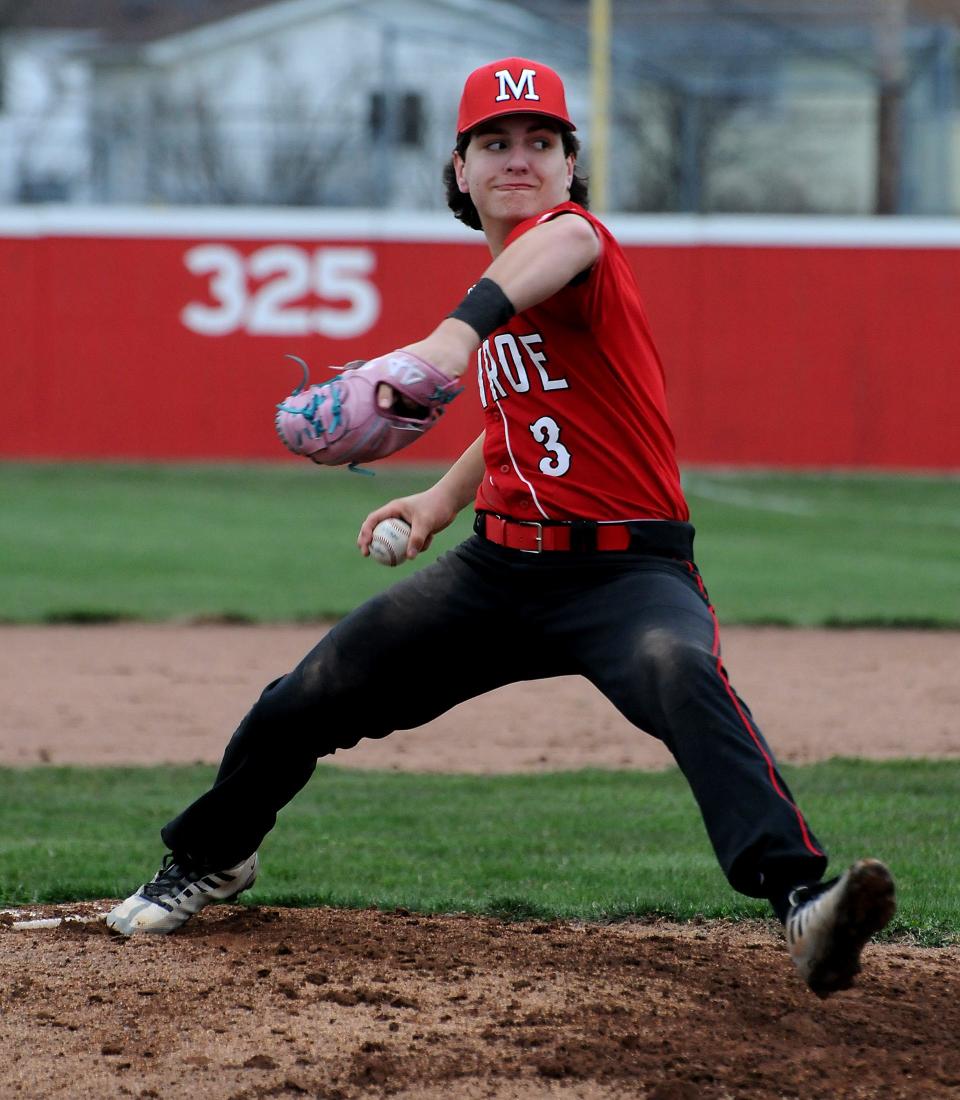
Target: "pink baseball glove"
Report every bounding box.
[275,351,462,470]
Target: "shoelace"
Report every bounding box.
[142,853,197,900]
[788,875,838,910]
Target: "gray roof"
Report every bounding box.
[4,0,959,45]
[516,0,960,24]
[0,0,274,40]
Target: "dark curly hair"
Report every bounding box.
[443,127,588,231]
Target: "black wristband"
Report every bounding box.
[448,278,516,341]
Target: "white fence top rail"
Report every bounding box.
[2,206,960,247]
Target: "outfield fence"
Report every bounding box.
[0,207,956,470]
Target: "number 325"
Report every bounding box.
[181,244,381,338]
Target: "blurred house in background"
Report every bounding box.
[0,0,578,208]
[0,0,958,214]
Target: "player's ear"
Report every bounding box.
[565,154,575,190]
[453,151,470,194]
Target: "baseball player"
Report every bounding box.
[108,57,895,998]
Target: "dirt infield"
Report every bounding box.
[4,904,959,1100]
[2,623,958,769]
[2,624,959,1099]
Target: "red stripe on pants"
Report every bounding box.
[686,564,823,859]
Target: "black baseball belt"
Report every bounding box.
[474,512,694,558]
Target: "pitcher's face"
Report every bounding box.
[454,115,575,231]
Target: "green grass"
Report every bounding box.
[1,760,957,944]
[0,462,956,625]
[0,462,477,622]
[683,470,960,626]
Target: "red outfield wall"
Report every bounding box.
[0,209,957,470]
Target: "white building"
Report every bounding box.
[0,0,586,208]
[0,24,97,201]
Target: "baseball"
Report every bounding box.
[370,518,411,567]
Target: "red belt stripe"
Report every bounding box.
[479,514,633,553]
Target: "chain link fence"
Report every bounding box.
[0,0,957,213]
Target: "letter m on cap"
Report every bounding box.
[494,67,540,104]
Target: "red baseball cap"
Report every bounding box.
[456,57,575,138]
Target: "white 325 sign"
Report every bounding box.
[181,244,381,338]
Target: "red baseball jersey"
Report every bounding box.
[474,201,689,522]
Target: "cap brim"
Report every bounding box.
[458,107,576,139]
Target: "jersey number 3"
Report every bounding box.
[529,416,571,477]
